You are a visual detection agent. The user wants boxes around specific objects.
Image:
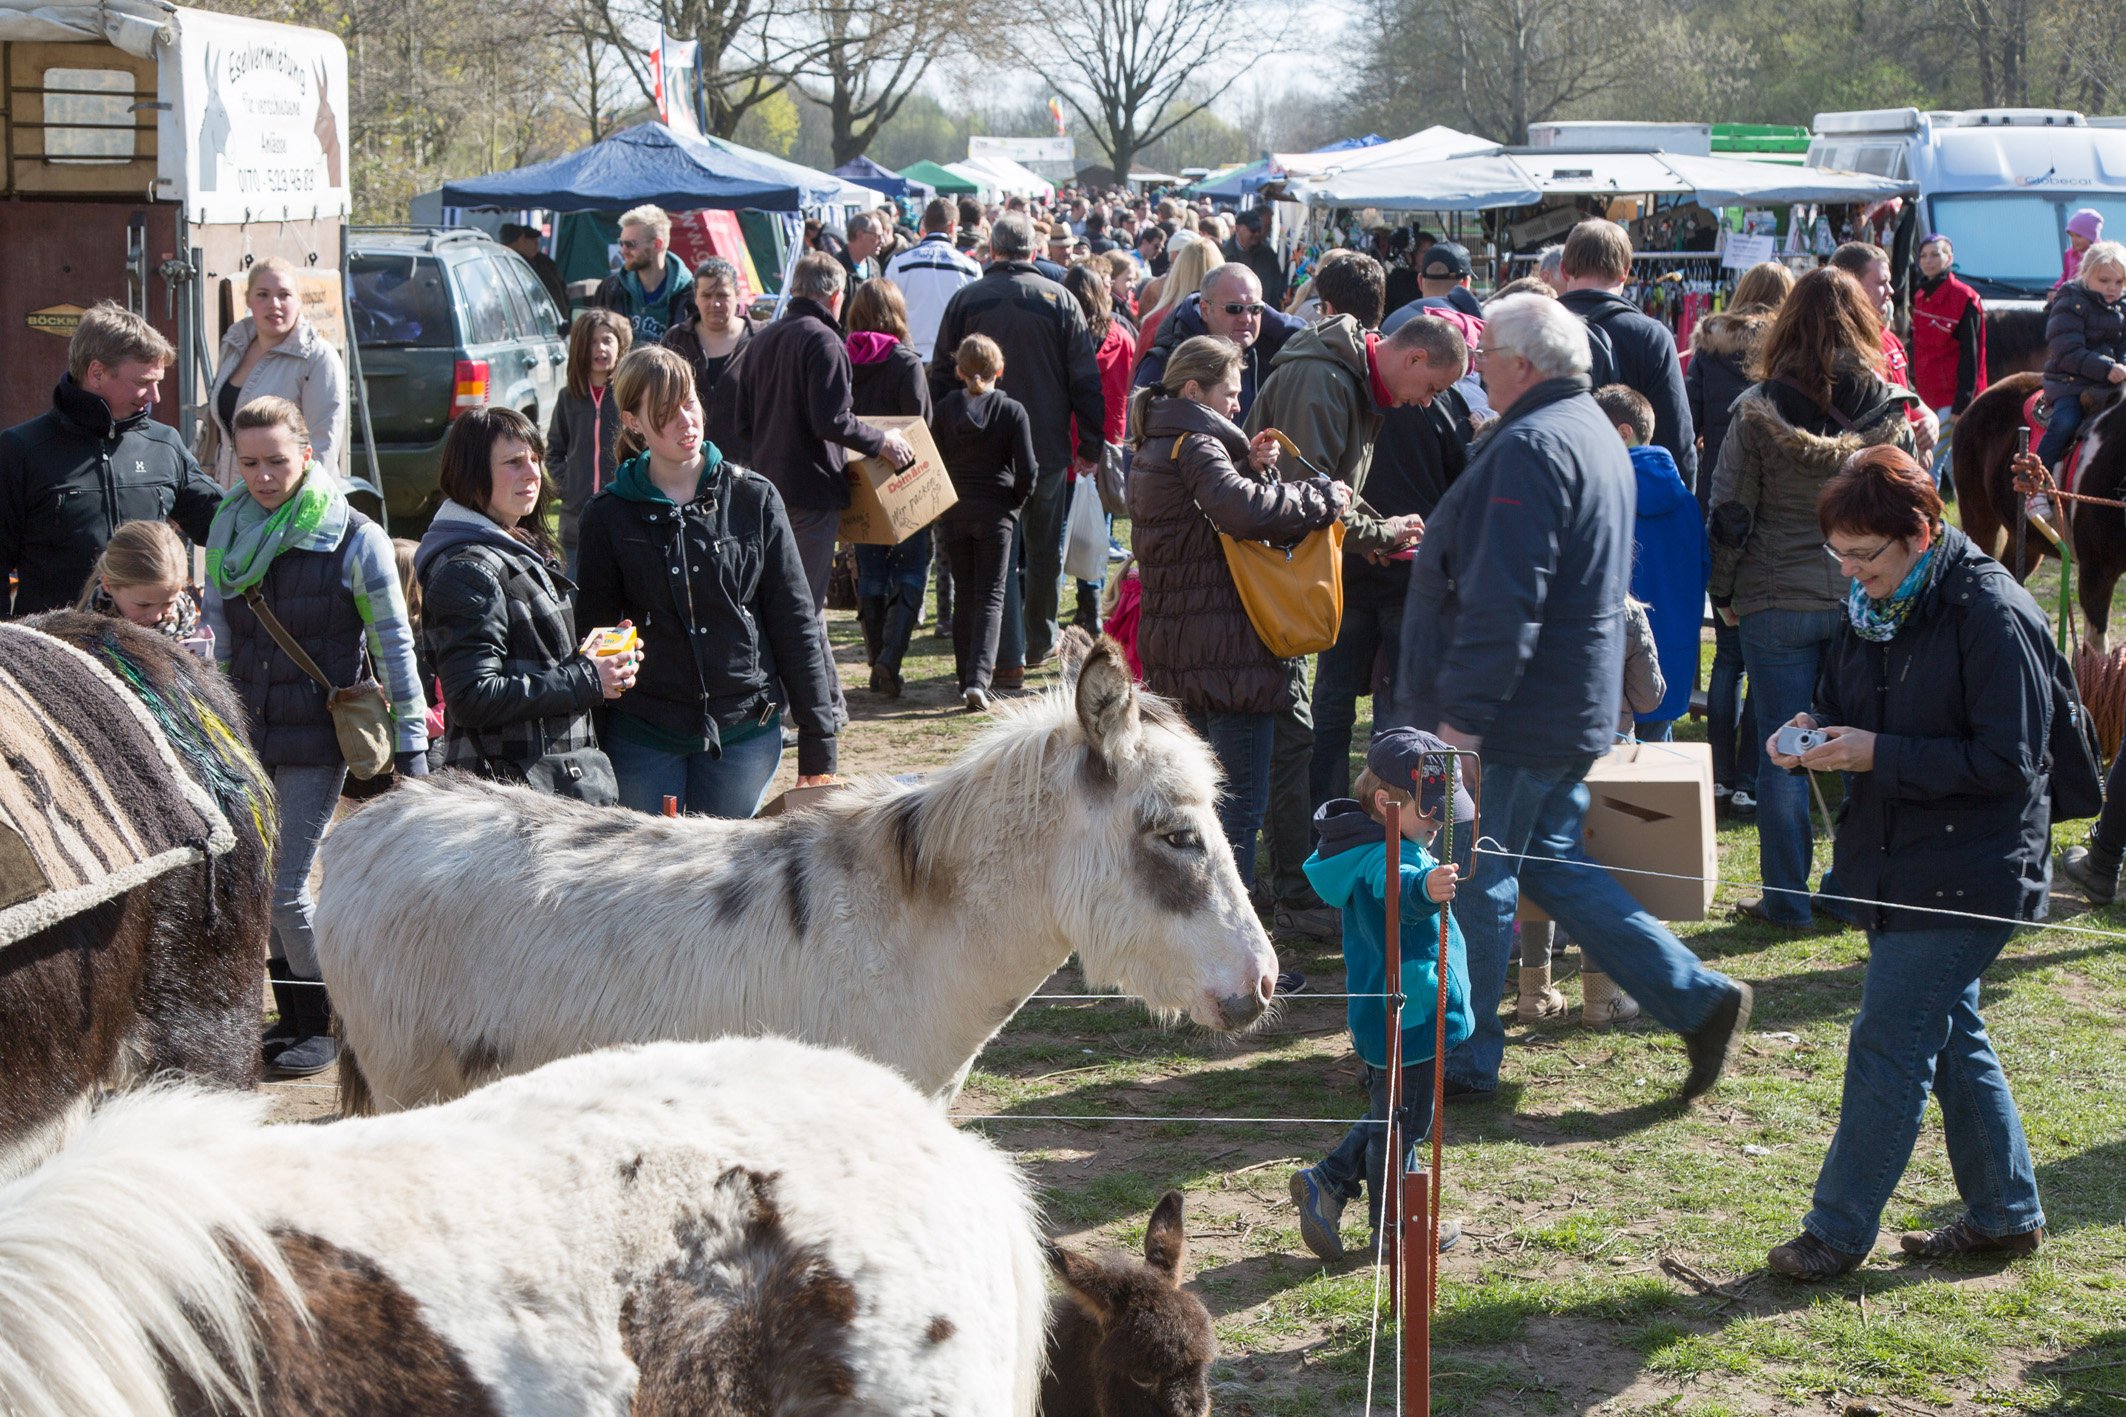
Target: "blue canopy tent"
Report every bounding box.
[441,122,874,213]
[832,154,914,199]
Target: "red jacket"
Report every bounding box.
[1911,272,1987,413]
[1881,328,1927,429]
[1073,321,1137,462]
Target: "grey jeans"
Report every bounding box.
[269,762,345,977]
[783,505,849,725]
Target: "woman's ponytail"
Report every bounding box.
[1126,384,1159,451]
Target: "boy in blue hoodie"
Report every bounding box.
[1595,384,1708,742]
[1290,728,1477,1262]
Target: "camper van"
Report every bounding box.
[1807,108,2126,303]
[0,0,351,462]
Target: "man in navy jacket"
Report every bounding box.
[1555,220,1697,489]
[1392,293,1750,1105]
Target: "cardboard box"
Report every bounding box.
[756,782,851,817]
[840,416,957,545]
[1517,741,1715,923]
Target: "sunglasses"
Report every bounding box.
[1217,301,1265,317]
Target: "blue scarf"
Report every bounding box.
[1845,545,1938,643]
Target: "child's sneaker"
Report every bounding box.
[1289,1166,1348,1261]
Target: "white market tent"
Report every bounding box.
[1291,148,1916,212]
[946,154,1055,201]
[1274,125,1504,180]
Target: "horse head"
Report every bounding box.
[1031,634,1278,1032]
[1045,1191,1215,1417]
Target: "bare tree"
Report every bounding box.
[792,0,966,165]
[997,0,1297,177]
[1357,0,1639,143]
[1953,0,2037,105]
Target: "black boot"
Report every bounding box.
[856,594,886,668]
[268,975,339,1078]
[2059,838,2122,904]
[871,587,920,697]
[262,958,300,1064]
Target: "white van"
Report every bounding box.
[1807,107,2126,303]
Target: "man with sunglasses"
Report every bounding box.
[1131,265,1304,420]
[592,204,694,344]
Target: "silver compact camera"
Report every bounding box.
[1775,725,1828,757]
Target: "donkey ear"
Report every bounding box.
[1074,635,1138,768]
[1144,1190,1187,1280]
[1045,1239,1119,1322]
[1055,624,1095,688]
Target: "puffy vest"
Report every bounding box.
[221,513,371,767]
[1911,275,1986,412]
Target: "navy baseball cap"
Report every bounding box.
[1420,242,1472,280]
[1366,728,1476,824]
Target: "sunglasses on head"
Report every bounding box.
[1218,301,1265,317]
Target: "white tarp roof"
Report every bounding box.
[1274,126,1503,180]
[0,0,174,57]
[948,154,1055,199]
[1295,148,1915,212]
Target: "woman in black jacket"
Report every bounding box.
[663,257,756,405]
[1684,260,1790,818]
[932,334,1038,712]
[1761,445,2049,1280]
[575,345,836,817]
[845,278,934,697]
[416,407,634,802]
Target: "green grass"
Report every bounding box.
[809,557,2126,1415]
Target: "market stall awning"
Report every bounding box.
[1293,148,1914,212]
[441,122,876,214]
[948,154,1056,200]
[833,154,911,199]
[900,159,977,195]
[0,0,174,58]
[1275,126,1501,181]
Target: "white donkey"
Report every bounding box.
[0,1038,1048,1417]
[316,637,1277,1112]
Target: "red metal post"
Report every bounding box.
[1403,1164,1433,1417]
[662,795,678,817]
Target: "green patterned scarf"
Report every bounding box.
[205,463,349,595]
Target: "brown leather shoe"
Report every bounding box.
[1767,1230,1867,1280]
[992,665,1026,692]
[1899,1218,2044,1260]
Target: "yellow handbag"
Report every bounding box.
[1178,429,1347,659]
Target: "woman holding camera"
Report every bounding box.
[1762,445,2048,1279]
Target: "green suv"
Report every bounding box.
[348,228,569,524]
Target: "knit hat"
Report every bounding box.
[2069,208,2105,242]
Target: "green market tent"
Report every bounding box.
[900,160,978,196]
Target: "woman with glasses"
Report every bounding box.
[1761,444,2049,1279]
[1707,267,1917,929]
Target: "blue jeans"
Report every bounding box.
[609,718,784,819]
[1707,615,1757,793]
[1187,709,1274,884]
[1805,924,2044,1254]
[1447,757,1736,1092]
[1634,719,1676,742]
[1739,607,1841,924]
[1318,1059,1438,1232]
[2036,393,2086,470]
[855,529,931,597]
[270,763,346,977]
[1018,462,1072,667]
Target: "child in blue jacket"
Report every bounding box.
[1290,728,1477,1262]
[1596,384,1708,741]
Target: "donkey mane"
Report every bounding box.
[0,1086,295,1417]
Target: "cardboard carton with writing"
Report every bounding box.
[1517,742,1715,923]
[841,415,956,544]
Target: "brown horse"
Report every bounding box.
[0,613,273,1179]
[1952,371,2126,652]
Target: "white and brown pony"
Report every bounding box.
[315,637,1277,1111]
[0,1037,1049,1417]
[0,613,273,1180]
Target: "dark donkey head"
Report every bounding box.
[1042,1191,1215,1417]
